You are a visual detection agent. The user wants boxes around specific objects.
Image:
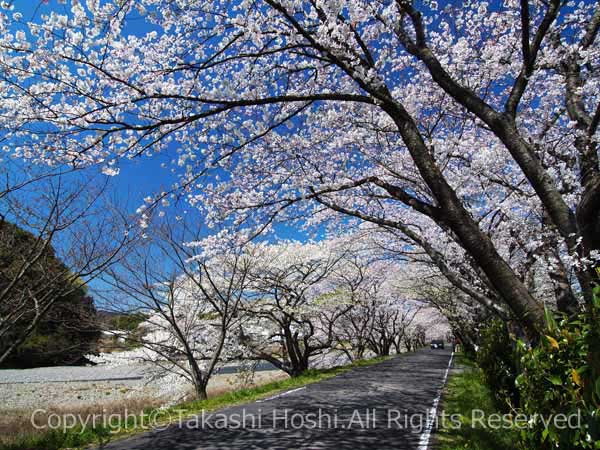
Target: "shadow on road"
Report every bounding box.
[103,349,452,450]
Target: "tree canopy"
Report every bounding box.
[1,0,598,340]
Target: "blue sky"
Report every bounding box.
[10,0,326,237]
[4,3,316,303]
[6,1,182,214]
[6,0,592,304]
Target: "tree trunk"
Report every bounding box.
[188,356,208,400]
[383,102,545,338]
[193,382,208,401]
[577,176,600,290]
[288,357,309,377]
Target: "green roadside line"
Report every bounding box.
[434,354,519,450]
[1,356,391,450]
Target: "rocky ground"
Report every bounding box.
[0,365,285,413]
[0,351,349,415]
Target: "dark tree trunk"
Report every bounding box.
[189,357,208,400]
[382,102,545,338]
[288,360,309,377]
[577,177,600,291]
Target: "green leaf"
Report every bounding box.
[577,365,589,375]
[593,291,600,309]
[515,373,524,387]
[544,306,558,333]
[547,375,562,386]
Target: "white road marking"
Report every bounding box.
[417,351,455,450]
[256,386,307,403]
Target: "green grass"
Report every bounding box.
[436,354,520,450]
[0,356,390,450]
[171,357,389,415]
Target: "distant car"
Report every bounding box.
[430,339,445,349]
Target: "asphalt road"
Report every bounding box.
[103,348,453,450]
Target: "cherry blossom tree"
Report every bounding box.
[99,217,252,400]
[391,251,510,353]
[239,240,350,376]
[367,295,422,356]
[423,287,483,354]
[326,251,378,361]
[326,252,424,358]
[0,0,598,340]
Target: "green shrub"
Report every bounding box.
[476,319,520,412]
[514,290,600,450]
[437,356,519,450]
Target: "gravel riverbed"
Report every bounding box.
[0,364,150,384]
[0,364,284,413]
[0,351,347,413]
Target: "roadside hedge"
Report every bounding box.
[475,288,600,449]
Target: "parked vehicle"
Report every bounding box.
[430,339,445,349]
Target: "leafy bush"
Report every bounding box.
[476,319,520,412]
[515,291,600,450]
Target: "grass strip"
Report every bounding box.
[435,354,520,450]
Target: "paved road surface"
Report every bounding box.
[103,348,453,450]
